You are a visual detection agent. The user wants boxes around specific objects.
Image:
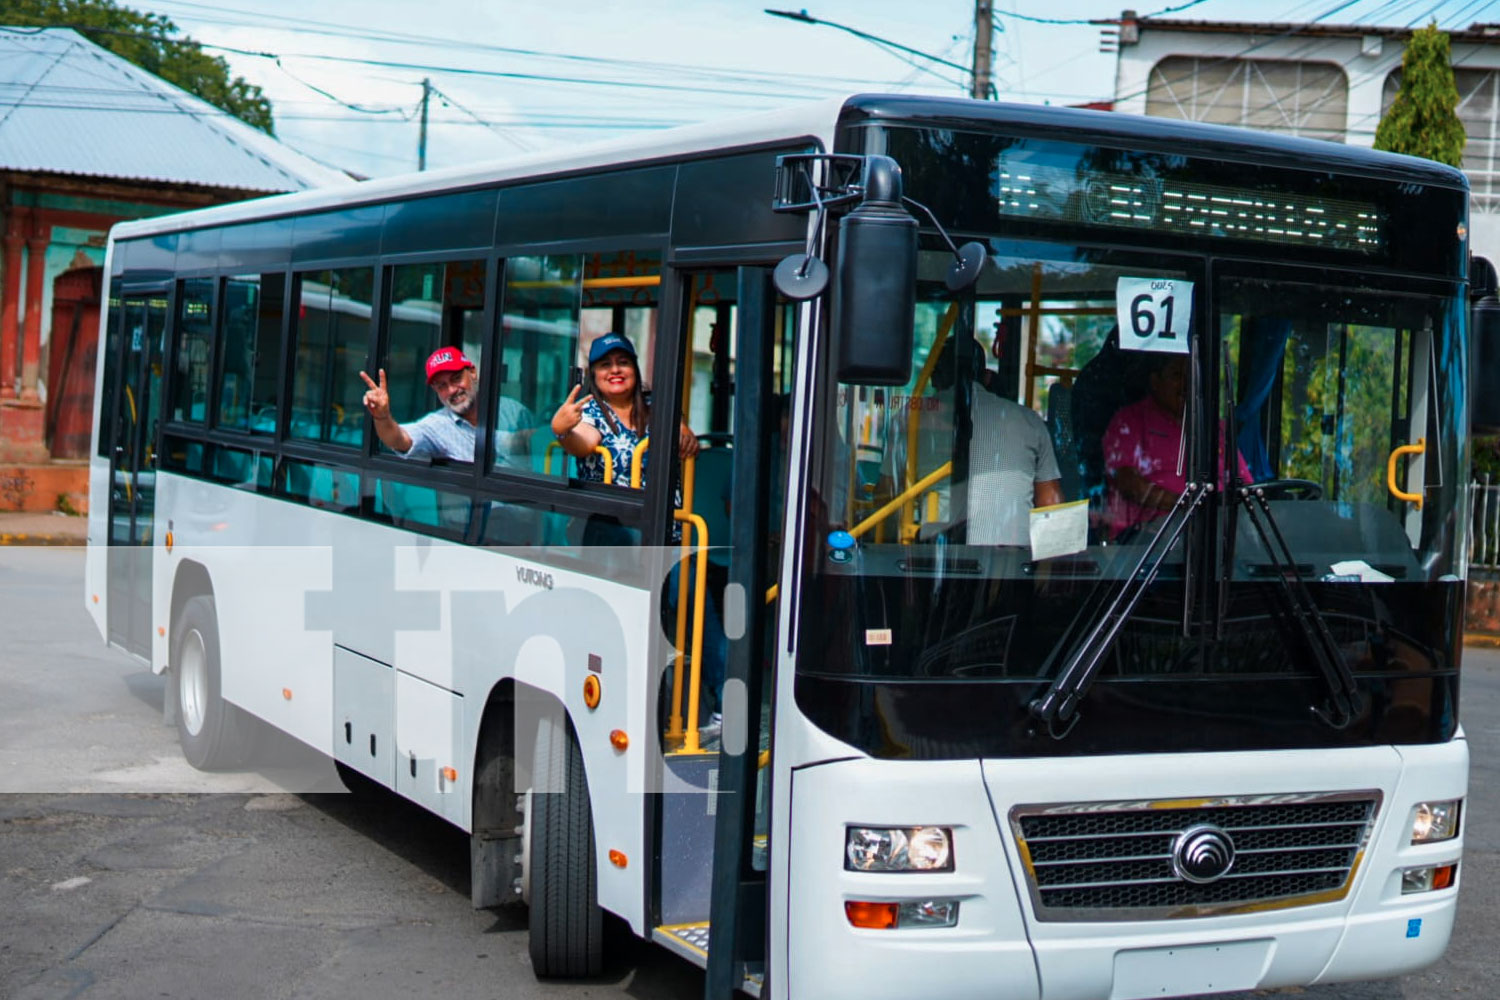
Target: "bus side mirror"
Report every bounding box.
[1472,255,1500,432]
[771,152,986,387]
[830,156,918,386]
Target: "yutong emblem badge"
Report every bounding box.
[1171,824,1237,884]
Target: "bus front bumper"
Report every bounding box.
[784,739,1464,1000]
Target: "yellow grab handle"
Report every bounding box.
[1386,438,1425,510]
[543,439,561,476]
[630,437,651,489]
[594,446,615,485]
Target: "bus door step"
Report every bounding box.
[648,925,764,997]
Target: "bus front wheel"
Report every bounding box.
[527,711,603,978]
[172,595,255,771]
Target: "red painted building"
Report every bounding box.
[0,27,350,511]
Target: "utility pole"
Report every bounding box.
[972,0,994,99]
[418,77,431,171]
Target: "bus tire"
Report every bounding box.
[173,595,254,770]
[527,712,602,978]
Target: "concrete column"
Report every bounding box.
[0,212,22,401]
[19,226,49,403]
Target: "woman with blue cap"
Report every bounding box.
[550,332,699,484]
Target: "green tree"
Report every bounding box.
[1374,22,1465,167]
[1,0,274,134]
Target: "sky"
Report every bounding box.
[139,0,1500,179]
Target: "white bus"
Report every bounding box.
[87,94,1473,999]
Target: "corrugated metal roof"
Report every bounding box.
[1136,17,1500,43]
[0,26,351,193]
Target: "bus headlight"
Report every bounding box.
[845,826,953,872]
[1410,800,1461,843]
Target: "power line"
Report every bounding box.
[993,0,1214,27]
[136,0,927,92]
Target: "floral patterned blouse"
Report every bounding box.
[576,396,648,486]
[575,395,684,540]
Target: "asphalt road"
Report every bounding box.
[2,545,1496,999]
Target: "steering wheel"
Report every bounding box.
[1247,478,1322,501]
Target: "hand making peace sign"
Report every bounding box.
[358,369,391,421]
[550,382,594,438]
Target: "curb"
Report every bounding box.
[0,532,86,547]
[1464,633,1500,648]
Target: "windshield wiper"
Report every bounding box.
[1029,481,1212,739]
[1236,485,1365,728]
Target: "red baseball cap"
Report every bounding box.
[425,347,473,383]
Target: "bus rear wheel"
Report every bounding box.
[527,711,602,978]
[173,595,255,770]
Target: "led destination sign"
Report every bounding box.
[993,149,1385,253]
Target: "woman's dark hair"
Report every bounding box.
[589,353,650,435]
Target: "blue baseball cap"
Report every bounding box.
[588,332,637,365]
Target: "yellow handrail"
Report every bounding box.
[854,462,954,541]
[630,437,650,489]
[670,510,711,754]
[1387,438,1426,510]
[665,456,699,745]
[902,303,961,540]
[544,441,616,483]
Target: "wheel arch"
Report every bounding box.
[169,558,215,655]
[470,678,571,910]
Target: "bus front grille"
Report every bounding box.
[1009,791,1380,921]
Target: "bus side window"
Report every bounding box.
[498,254,581,481]
[219,273,284,433]
[290,267,372,449]
[385,259,489,459]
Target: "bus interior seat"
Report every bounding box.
[1069,325,1144,502]
[211,447,252,485]
[379,478,437,529]
[691,442,734,566]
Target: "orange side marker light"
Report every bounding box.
[608,849,628,868]
[282,688,293,701]
[441,766,458,783]
[609,729,629,751]
[845,901,900,929]
[582,674,601,709]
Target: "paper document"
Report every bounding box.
[1029,499,1089,562]
[1327,559,1396,583]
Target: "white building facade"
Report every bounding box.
[1111,13,1500,259]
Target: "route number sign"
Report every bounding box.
[1116,277,1193,355]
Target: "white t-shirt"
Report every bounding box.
[965,391,1061,545]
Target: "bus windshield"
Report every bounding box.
[799,235,1466,748]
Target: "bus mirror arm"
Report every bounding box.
[899,195,986,292]
[771,152,864,301]
[1028,482,1212,739]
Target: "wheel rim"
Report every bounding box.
[178,629,208,737]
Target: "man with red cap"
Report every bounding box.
[358,347,535,467]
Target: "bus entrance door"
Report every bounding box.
[654,266,785,998]
[104,292,166,658]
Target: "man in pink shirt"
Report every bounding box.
[1102,355,1251,539]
